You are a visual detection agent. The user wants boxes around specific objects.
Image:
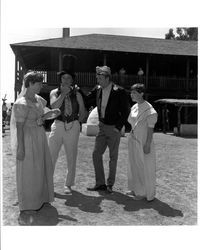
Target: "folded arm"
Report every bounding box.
[76,92,88,123]
[85,87,98,111]
[16,122,25,161]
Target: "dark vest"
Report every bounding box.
[56,89,79,123]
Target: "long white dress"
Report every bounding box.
[127,101,157,201]
[13,95,54,211]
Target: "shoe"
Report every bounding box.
[107,185,113,193]
[87,184,107,191]
[42,202,51,208]
[18,210,37,225]
[64,186,72,194]
[132,195,146,200]
[125,190,136,196]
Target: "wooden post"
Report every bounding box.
[58,50,62,71]
[14,55,18,100]
[162,105,166,133]
[186,57,190,92]
[185,57,190,123]
[177,105,183,136]
[145,55,149,89]
[103,54,107,65]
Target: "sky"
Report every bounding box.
[2,27,170,103]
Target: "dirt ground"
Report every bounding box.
[2,127,197,226]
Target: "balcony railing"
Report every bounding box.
[34,70,197,92]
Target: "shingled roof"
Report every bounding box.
[10,33,197,56]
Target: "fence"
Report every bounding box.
[32,70,197,92]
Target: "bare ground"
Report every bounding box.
[2,128,197,226]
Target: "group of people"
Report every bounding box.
[2,102,13,133]
[10,65,157,223]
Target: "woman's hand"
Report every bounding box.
[43,108,61,120]
[37,117,44,126]
[143,143,151,154]
[52,108,61,116]
[17,147,25,161]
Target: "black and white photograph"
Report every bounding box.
[1,1,199,250]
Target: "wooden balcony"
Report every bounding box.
[36,71,197,95]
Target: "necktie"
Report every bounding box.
[64,94,72,116]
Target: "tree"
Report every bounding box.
[165,27,198,41]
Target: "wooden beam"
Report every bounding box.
[14,51,26,100]
[15,50,26,70]
[162,105,166,133]
[186,57,190,92]
[145,54,149,89]
[58,50,62,71]
[103,54,107,65]
[177,105,183,136]
[185,57,190,123]
[14,55,18,100]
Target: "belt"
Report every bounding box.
[56,114,78,123]
[99,118,115,126]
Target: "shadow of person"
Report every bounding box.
[58,214,78,223]
[55,191,104,213]
[18,204,59,226]
[34,204,59,225]
[102,191,183,217]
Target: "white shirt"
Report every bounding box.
[101,83,112,118]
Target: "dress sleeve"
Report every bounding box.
[36,95,47,108]
[147,113,158,128]
[14,103,29,123]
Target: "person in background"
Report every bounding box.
[10,71,60,225]
[2,101,7,133]
[126,83,157,201]
[48,56,87,195]
[137,67,144,83]
[119,67,126,86]
[86,66,130,193]
[5,103,13,125]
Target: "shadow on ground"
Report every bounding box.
[106,191,183,217]
[55,191,104,213]
[55,190,183,218]
[18,204,59,226]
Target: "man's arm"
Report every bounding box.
[76,92,88,123]
[50,83,72,109]
[50,88,66,109]
[85,86,98,111]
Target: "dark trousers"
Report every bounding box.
[92,122,121,186]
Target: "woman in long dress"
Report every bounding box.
[126,83,157,201]
[11,71,60,223]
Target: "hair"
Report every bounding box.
[24,71,44,88]
[58,70,76,82]
[130,83,145,93]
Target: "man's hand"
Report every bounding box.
[37,117,44,126]
[60,85,71,96]
[114,128,120,133]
